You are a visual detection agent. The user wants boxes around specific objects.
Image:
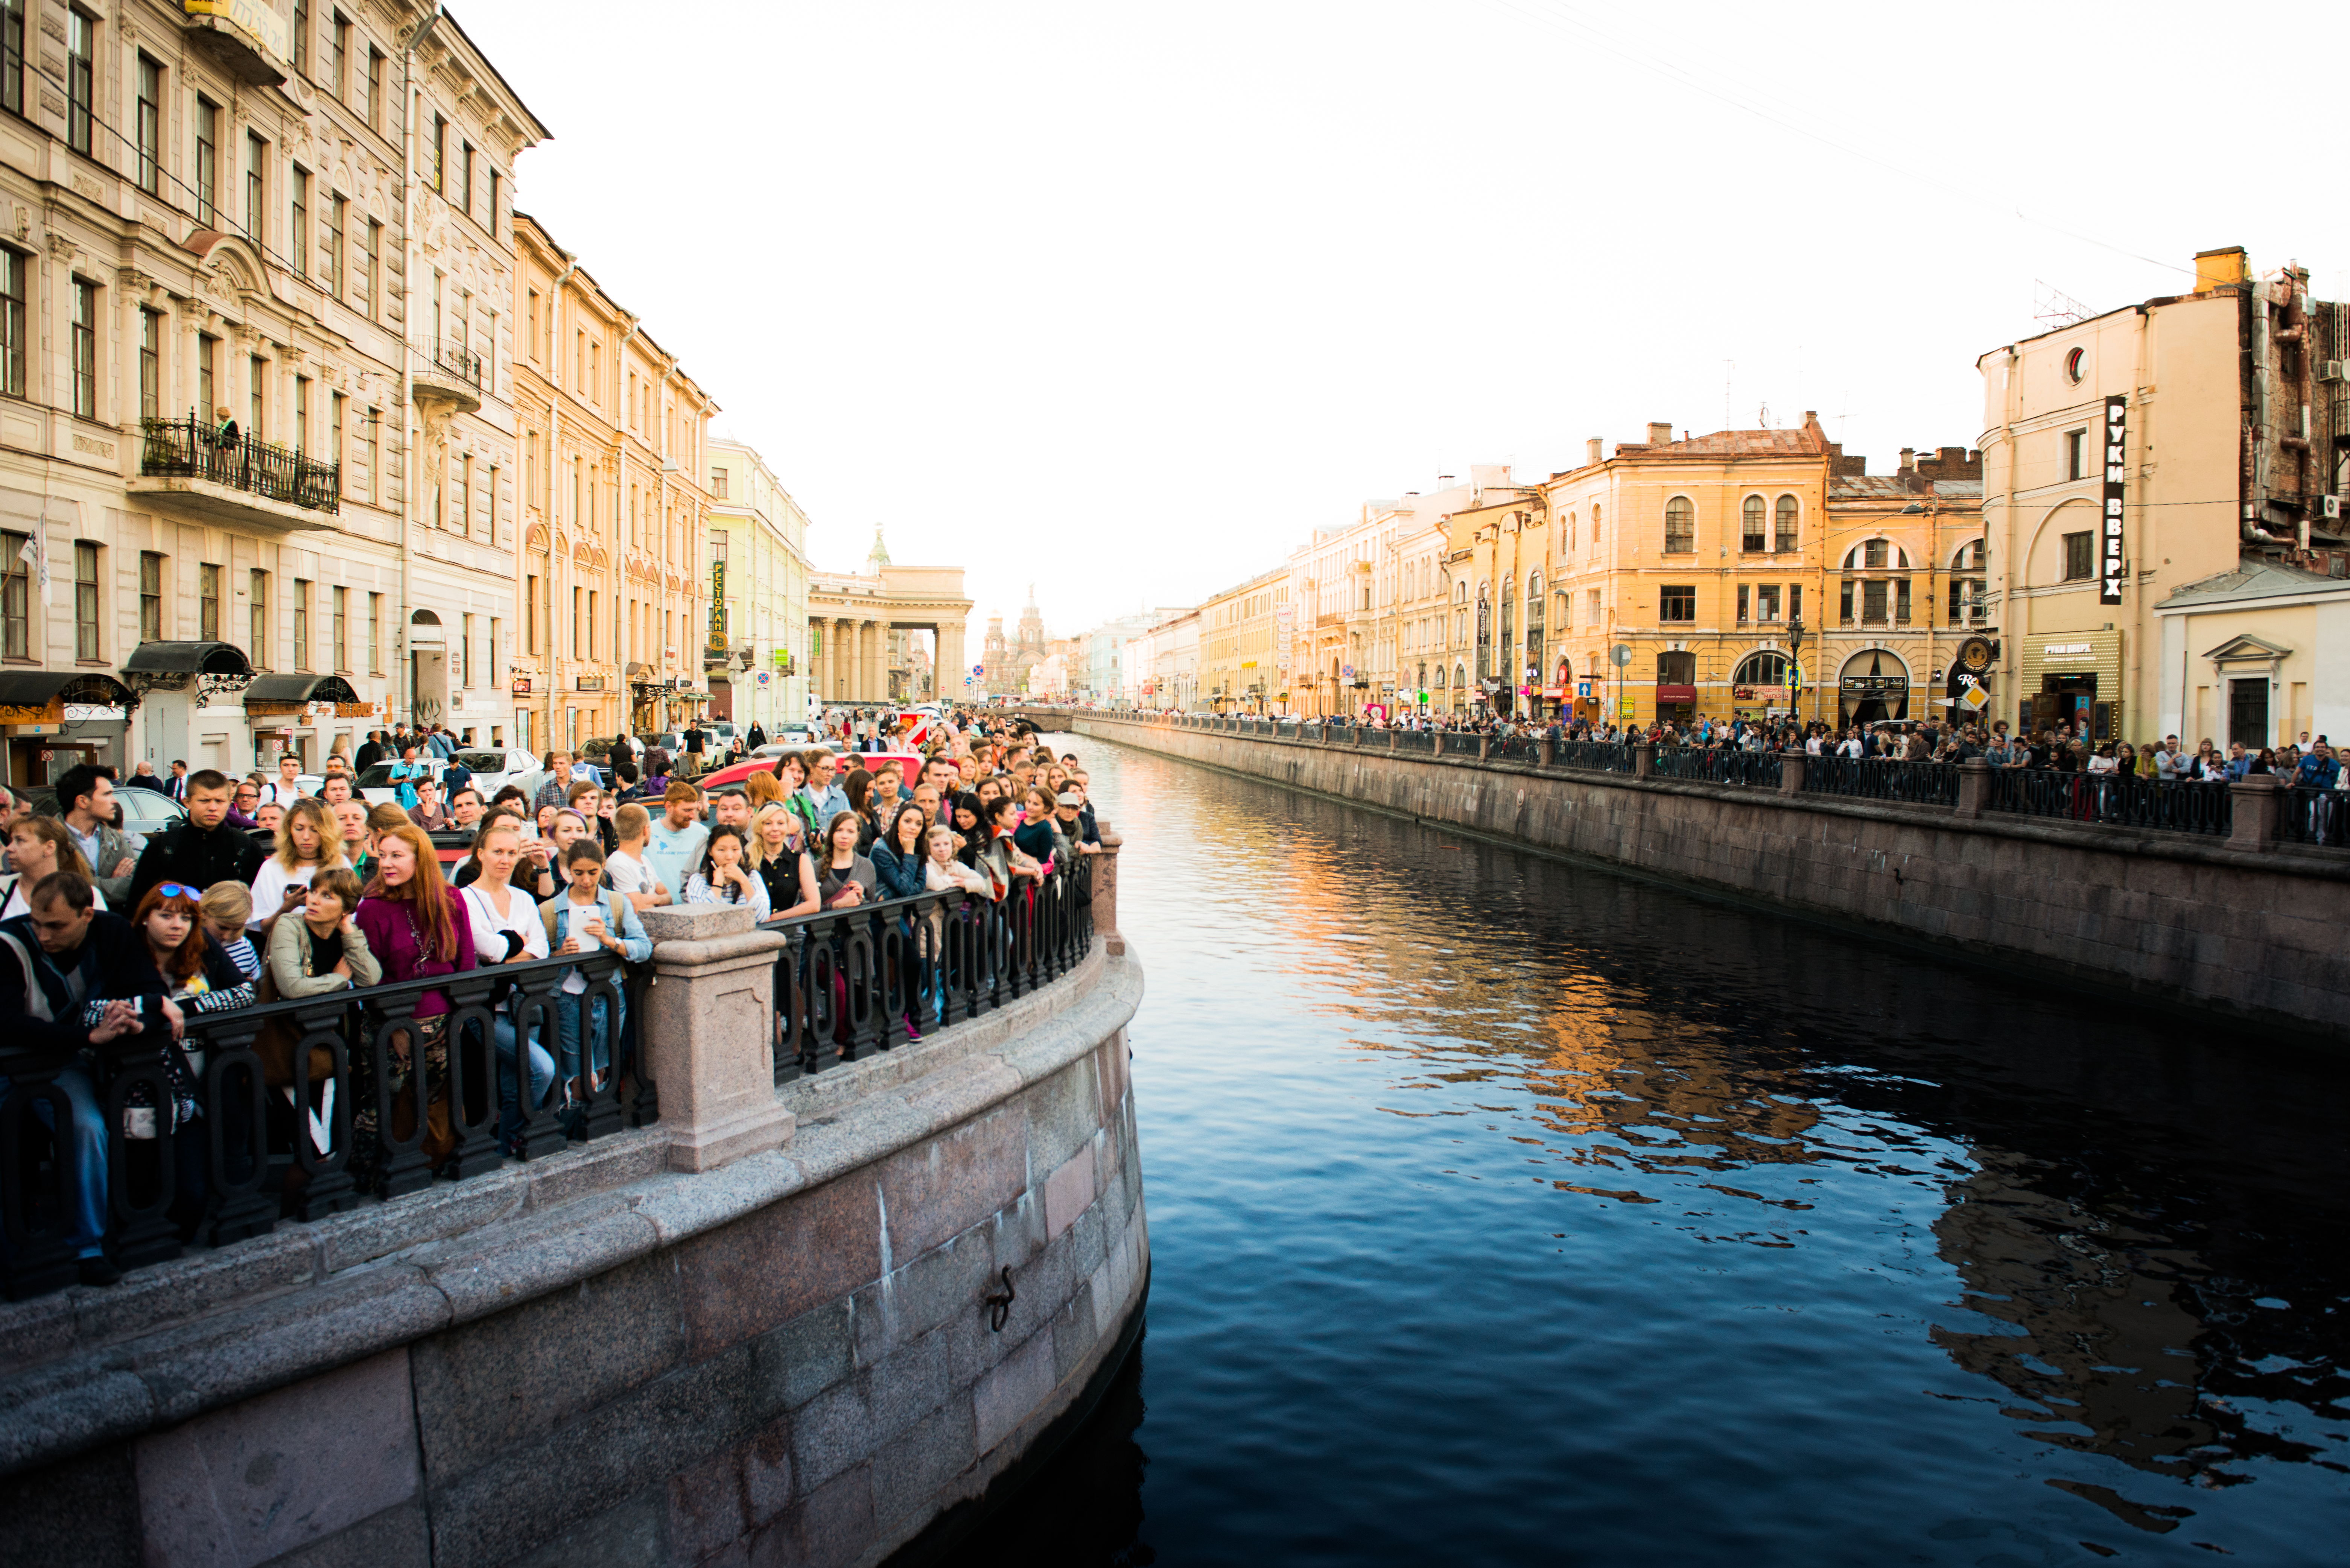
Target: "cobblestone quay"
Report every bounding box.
[1027,711,2349,1041]
[0,871,1145,1567]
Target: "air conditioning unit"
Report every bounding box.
[2326,495,2343,521]
[2322,360,2345,383]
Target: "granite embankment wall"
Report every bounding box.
[0,930,1147,1568]
[1048,714,2349,1038]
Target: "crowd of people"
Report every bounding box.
[0,705,1098,1288]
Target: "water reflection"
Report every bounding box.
[937,736,2348,1566]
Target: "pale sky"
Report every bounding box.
[459,0,2350,644]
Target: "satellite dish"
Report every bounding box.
[1610,643,1632,668]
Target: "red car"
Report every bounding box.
[697,748,926,793]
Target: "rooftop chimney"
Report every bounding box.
[1438,474,1454,488]
[1899,447,1916,470]
[1587,438,1604,466]
[2195,246,2248,294]
[1647,421,1674,447]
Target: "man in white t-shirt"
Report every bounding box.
[642,782,707,905]
[262,754,307,805]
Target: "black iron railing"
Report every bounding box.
[1552,741,1637,773]
[1804,754,1961,807]
[1393,729,1437,754]
[1489,734,1536,761]
[2280,785,2350,846]
[1653,745,1783,788]
[1985,768,2233,836]
[139,416,341,514]
[415,338,484,392]
[759,854,1094,1081]
[0,947,633,1301]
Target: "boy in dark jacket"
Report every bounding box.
[126,770,265,907]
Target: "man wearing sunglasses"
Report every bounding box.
[126,769,265,907]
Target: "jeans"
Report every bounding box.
[491,1014,555,1144]
[555,991,623,1084]
[0,1065,109,1258]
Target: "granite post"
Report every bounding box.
[636,903,794,1172]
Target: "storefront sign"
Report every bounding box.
[511,678,533,695]
[1655,684,1698,703]
[1839,673,1907,694]
[2101,394,2126,605]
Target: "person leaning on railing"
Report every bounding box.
[0,871,167,1286]
[351,824,476,1186]
[453,816,555,1154]
[541,837,649,1124]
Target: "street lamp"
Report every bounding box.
[1786,614,1805,735]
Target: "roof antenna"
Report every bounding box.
[2033,279,2091,328]
[1723,359,1734,433]
[1757,401,1771,429]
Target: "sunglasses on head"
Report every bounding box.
[154,883,202,901]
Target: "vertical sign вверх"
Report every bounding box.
[2101,394,2126,606]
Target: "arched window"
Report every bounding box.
[1949,538,1988,625]
[1774,494,1798,552]
[1732,650,1789,687]
[1499,578,1515,656]
[1454,662,1466,691]
[1664,496,1694,553]
[1475,591,1492,678]
[1741,495,1766,552]
[1950,538,1985,570]
[1591,503,1602,544]
[1434,665,1446,689]
[1841,538,1910,570]
[1565,511,1576,552]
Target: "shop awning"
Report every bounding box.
[245,674,361,705]
[121,640,254,677]
[0,671,134,708]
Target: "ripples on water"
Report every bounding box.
[942,735,2350,1567]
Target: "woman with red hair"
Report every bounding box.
[351,822,476,1186]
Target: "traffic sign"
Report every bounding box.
[971,664,985,676]
[1610,643,1631,668]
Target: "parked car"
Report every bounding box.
[354,758,445,805]
[441,748,543,802]
[25,786,187,837]
[697,748,925,795]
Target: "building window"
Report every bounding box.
[249,356,266,441]
[711,468,728,499]
[488,170,500,239]
[1659,584,1695,623]
[1741,495,1765,552]
[363,220,381,319]
[0,0,21,119]
[332,584,347,670]
[330,392,345,489]
[199,563,220,641]
[292,0,309,74]
[138,309,161,420]
[70,280,95,419]
[0,249,23,400]
[0,533,23,658]
[324,194,344,292]
[2062,530,2094,580]
[1663,496,1694,553]
[453,454,470,535]
[244,133,266,242]
[2066,429,2086,482]
[1737,583,1749,623]
[195,97,218,225]
[367,47,384,131]
[64,9,92,156]
[138,551,162,641]
[1757,584,1781,622]
[1733,650,1788,688]
[134,55,161,194]
[249,570,269,668]
[526,573,538,654]
[73,541,98,660]
[290,167,309,277]
[329,12,348,98]
[1790,584,1802,622]
[431,114,445,192]
[1775,494,1798,553]
[292,578,310,670]
[572,587,583,656]
[461,612,473,686]
[294,377,310,455]
[364,410,378,503]
[459,142,473,219]
[487,464,500,541]
[367,591,381,672]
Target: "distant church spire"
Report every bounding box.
[867,526,891,570]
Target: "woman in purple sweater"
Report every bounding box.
[352,822,476,1188]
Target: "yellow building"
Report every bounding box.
[1532,420,1833,728]
[1200,564,1290,712]
[2154,561,2350,749]
[1977,246,2350,744]
[512,215,717,751]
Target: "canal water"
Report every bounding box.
[944,733,2349,1567]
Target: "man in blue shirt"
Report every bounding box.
[2294,740,2339,790]
[642,780,709,903]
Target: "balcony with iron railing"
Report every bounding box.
[411,339,485,414]
[129,415,341,531]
